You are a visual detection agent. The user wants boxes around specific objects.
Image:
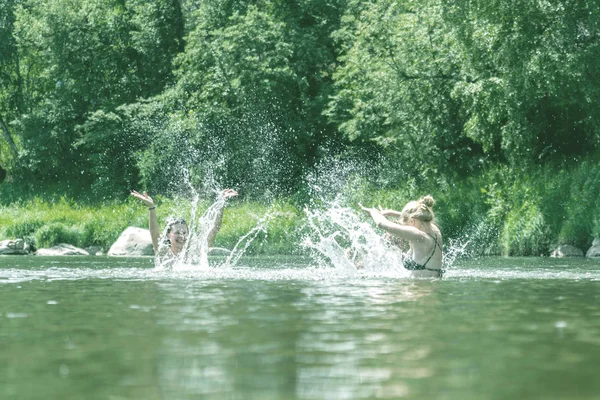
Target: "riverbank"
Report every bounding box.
[1,162,599,256]
[0,198,304,255]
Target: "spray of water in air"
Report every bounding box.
[300,155,474,276]
[153,168,272,271]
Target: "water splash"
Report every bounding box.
[459,219,502,257]
[174,192,227,270]
[301,156,408,275]
[219,211,274,268]
[442,237,470,267]
[153,168,270,270]
[302,201,472,276]
[303,202,411,276]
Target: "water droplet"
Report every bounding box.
[555,320,567,328]
[6,313,28,318]
[59,364,70,377]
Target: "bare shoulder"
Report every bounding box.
[431,225,443,245]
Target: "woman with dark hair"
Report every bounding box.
[131,189,238,266]
[360,195,443,277]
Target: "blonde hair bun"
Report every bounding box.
[420,195,435,209]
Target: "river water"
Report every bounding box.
[1,255,599,400]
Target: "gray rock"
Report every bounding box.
[108,227,154,256]
[0,239,31,255]
[550,244,584,258]
[85,246,104,256]
[36,243,89,256]
[586,238,600,258]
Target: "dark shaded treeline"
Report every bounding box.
[1,0,599,254]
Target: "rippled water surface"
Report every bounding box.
[1,255,600,400]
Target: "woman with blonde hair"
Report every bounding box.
[360,195,443,277]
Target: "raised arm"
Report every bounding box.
[359,204,429,242]
[131,190,160,252]
[207,189,238,248]
[377,206,403,218]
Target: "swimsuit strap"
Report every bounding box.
[429,232,443,252]
[420,233,440,269]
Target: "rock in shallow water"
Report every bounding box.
[0,239,30,255]
[550,244,584,258]
[586,238,600,258]
[36,243,89,256]
[108,227,154,256]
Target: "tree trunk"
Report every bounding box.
[0,114,19,158]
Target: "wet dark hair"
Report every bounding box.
[166,217,188,234]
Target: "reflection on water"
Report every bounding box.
[149,279,440,399]
[1,256,600,399]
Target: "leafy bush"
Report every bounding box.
[501,202,551,256]
[554,161,600,249]
[3,219,45,245]
[35,223,83,249]
[81,217,127,251]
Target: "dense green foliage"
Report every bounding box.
[1,0,599,254]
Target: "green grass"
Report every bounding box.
[0,197,142,251]
[0,196,306,254]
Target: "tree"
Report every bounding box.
[0,0,23,167]
[138,0,348,197]
[9,0,184,195]
[327,0,483,184]
[443,0,600,165]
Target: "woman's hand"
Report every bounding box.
[132,190,160,251]
[359,203,387,227]
[222,189,238,200]
[131,190,155,209]
[359,203,376,214]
